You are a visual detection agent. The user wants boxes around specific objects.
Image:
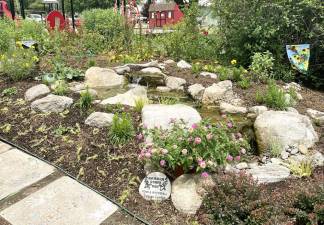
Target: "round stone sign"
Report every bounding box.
[139,172,171,201]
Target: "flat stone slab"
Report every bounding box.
[0,176,118,225]
[247,163,290,183]
[0,142,12,154]
[0,149,55,200]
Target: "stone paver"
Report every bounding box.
[0,176,118,225]
[0,149,55,200]
[0,142,12,154]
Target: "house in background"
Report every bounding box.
[148,1,183,28]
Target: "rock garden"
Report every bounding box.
[0,1,323,225]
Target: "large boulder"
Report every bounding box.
[202,80,234,105]
[140,67,163,75]
[25,84,50,101]
[114,65,131,75]
[254,111,318,153]
[177,60,192,69]
[166,76,186,91]
[100,86,148,107]
[85,112,114,128]
[247,163,290,183]
[85,67,125,88]
[171,174,202,214]
[307,108,324,125]
[188,84,205,101]
[200,72,217,79]
[31,94,73,113]
[220,102,247,114]
[142,104,201,129]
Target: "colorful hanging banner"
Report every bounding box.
[286,44,310,74]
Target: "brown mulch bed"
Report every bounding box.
[0,62,323,224]
[0,78,201,225]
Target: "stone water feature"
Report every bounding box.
[24,59,323,215]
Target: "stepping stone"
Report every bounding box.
[0,176,118,225]
[0,142,12,154]
[0,149,55,200]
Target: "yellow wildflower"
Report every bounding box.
[231,59,237,65]
[32,56,39,62]
[24,63,30,68]
[0,55,5,61]
[243,69,248,73]
[16,41,23,47]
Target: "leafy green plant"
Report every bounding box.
[249,51,274,82]
[45,62,84,82]
[158,96,180,105]
[192,63,203,74]
[237,78,251,89]
[287,160,313,177]
[139,119,250,176]
[53,80,69,96]
[78,88,93,110]
[134,97,148,112]
[108,113,135,146]
[256,81,290,110]
[1,87,17,96]
[0,45,39,81]
[0,19,15,53]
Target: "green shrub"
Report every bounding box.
[205,173,274,225]
[108,113,135,146]
[15,19,48,45]
[78,88,93,110]
[237,78,251,89]
[0,19,15,52]
[82,9,131,50]
[139,119,250,175]
[212,0,323,88]
[154,3,220,61]
[256,81,290,110]
[157,96,180,105]
[0,45,39,81]
[249,51,274,82]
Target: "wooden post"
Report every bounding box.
[61,0,65,19]
[19,0,25,19]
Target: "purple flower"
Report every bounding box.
[143,123,148,129]
[236,132,242,139]
[235,155,241,161]
[201,172,209,178]
[136,133,143,140]
[160,160,166,167]
[227,122,233,128]
[191,123,198,129]
[199,160,206,169]
[226,154,233,161]
[194,137,202,145]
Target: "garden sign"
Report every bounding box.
[139,172,171,201]
[286,44,310,74]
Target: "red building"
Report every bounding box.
[148,2,184,28]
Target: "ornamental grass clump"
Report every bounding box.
[108,113,135,146]
[138,119,250,177]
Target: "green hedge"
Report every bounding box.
[212,0,323,88]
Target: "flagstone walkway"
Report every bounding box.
[0,141,140,225]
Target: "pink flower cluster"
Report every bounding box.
[226,154,241,161]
